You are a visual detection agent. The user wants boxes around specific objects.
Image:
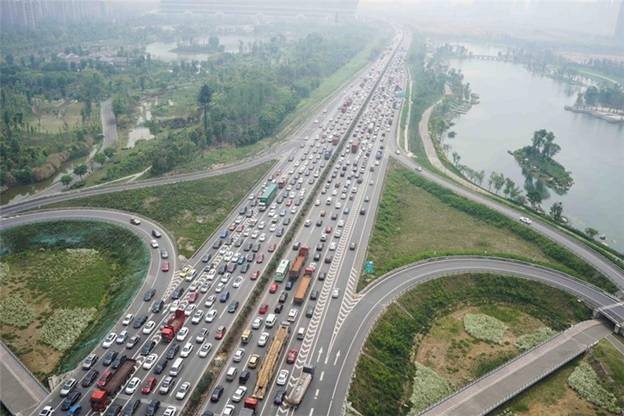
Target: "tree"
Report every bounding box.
[526,189,543,207]
[531,129,548,153]
[73,164,88,178]
[103,147,115,159]
[60,174,72,187]
[491,172,505,194]
[541,131,560,158]
[550,201,564,222]
[451,152,461,166]
[94,153,106,165]
[197,84,213,147]
[585,227,599,239]
[503,178,516,197]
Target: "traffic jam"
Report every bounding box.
[35,35,402,416]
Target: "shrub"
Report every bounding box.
[567,362,621,413]
[40,308,96,351]
[515,327,556,351]
[408,363,453,415]
[463,313,507,344]
[0,296,35,328]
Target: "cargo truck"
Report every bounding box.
[241,398,258,415]
[90,357,136,411]
[252,324,290,400]
[289,246,309,280]
[284,366,314,408]
[351,141,359,153]
[293,267,314,304]
[161,309,185,342]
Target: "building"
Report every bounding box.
[616,0,624,45]
[159,0,359,17]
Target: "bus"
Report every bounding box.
[259,183,278,207]
[274,259,290,282]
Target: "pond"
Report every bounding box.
[446,57,624,252]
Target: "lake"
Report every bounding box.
[446,58,624,252]
[146,35,263,62]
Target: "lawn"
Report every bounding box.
[53,161,274,258]
[360,162,614,292]
[348,273,590,416]
[0,221,148,380]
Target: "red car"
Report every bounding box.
[258,304,269,315]
[251,271,260,280]
[96,369,112,388]
[324,226,333,234]
[142,376,157,394]
[215,325,226,340]
[268,243,276,253]
[269,282,279,293]
[256,254,264,264]
[285,199,292,207]
[186,292,199,304]
[286,349,298,364]
[161,261,170,272]
[236,224,244,232]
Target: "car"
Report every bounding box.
[104,404,121,416]
[191,309,204,324]
[153,359,168,375]
[151,300,165,313]
[161,261,170,272]
[306,306,314,318]
[145,401,160,416]
[215,325,226,340]
[519,216,533,225]
[268,243,276,252]
[349,242,357,250]
[159,376,176,395]
[180,342,193,358]
[116,330,128,344]
[205,308,218,323]
[258,304,269,315]
[142,376,158,395]
[324,255,333,264]
[150,239,159,249]
[227,301,239,313]
[233,348,245,362]
[287,308,298,322]
[222,405,235,416]
[286,349,298,364]
[122,314,134,326]
[258,332,270,347]
[141,340,157,356]
[269,282,279,293]
[163,407,176,416]
[278,291,288,303]
[59,378,77,397]
[124,377,141,395]
[276,369,289,386]
[196,327,209,344]
[61,391,81,411]
[176,327,189,342]
[238,369,250,384]
[198,342,212,358]
[232,385,247,403]
[251,317,263,330]
[219,291,230,303]
[39,406,54,416]
[81,369,98,387]
[164,344,179,360]
[175,382,191,400]
[310,290,319,300]
[256,254,265,264]
[184,304,196,317]
[160,250,169,259]
[142,320,156,334]
[123,400,141,416]
[143,353,158,370]
[102,350,118,367]
[97,369,113,388]
[82,353,99,370]
[273,389,287,405]
[210,385,224,403]
[204,295,216,308]
[332,288,340,298]
[285,280,294,290]
[130,218,141,225]
[102,332,116,348]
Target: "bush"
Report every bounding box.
[40,308,96,351]
[515,327,556,351]
[567,362,621,413]
[407,363,453,415]
[0,295,35,328]
[463,313,507,344]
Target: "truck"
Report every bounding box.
[289,246,309,280]
[161,309,185,342]
[351,141,359,153]
[259,183,278,207]
[252,324,290,400]
[284,366,314,408]
[331,135,339,146]
[241,397,258,415]
[293,267,314,304]
[90,357,136,411]
[277,177,287,189]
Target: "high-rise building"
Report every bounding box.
[616,1,624,45]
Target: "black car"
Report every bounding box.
[210,385,224,403]
[273,390,286,406]
[285,280,294,291]
[324,255,333,264]
[201,254,212,263]
[61,391,81,411]
[310,290,319,300]
[133,315,148,329]
[171,287,184,300]
[282,217,291,226]
[145,400,160,416]
[245,253,255,263]
[217,264,227,275]
[104,404,122,416]
[227,301,239,313]
[151,300,164,314]
[141,340,157,356]
[81,369,99,387]
[252,243,261,253]
[238,370,250,384]
[123,400,141,416]
[318,272,326,281]
[241,263,250,273]
[243,242,253,252]
[313,252,321,261]
[201,412,214,416]
[154,359,168,375]
[306,306,314,318]
[212,240,222,249]
[165,344,180,360]
[143,289,156,302]
[274,303,284,314]
[360,208,366,215]
[292,242,301,251]
[316,243,324,252]
[278,291,288,303]
[102,350,118,366]
[111,355,127,370]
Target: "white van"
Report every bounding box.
[297,327,305,340]
[265,313,277,329]
[225,366,238,382]
[169,357,184,377]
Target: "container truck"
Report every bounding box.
[293,267,314,304]
[284,366,314,408]
[252,324,290,400]
[161,309,185,342]
[288,246,309,280]
[90,357,136,411]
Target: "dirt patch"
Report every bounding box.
[142,196,160,210]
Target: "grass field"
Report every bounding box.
[361,162,614,292]
[54,161,273,258]
[348,273,590,416]
[0,221,148,380]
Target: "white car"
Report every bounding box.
[150,239,159,249]
[175,382,191,400]
[251,317,263,330]
[142,353,158,370]
[176,327,189,342]
[102,332,116,348]
[215,282,225,293]
[169,299,180,312]
[222,405,235,416]
[204,295,216,307]
[304,219,312,227]
[142,320,156,334]
[258,221,265,229]
[184,304,196,317]
[116,330,128,344]
[232,276,244,289]
[259,233,266,242]
[233,348,245,363]
[287,308,298,322]
[191,310,204,324]
[519,216,532,225]
[39,406,54,416]
[198,342,212,358]
[329,242,337,251]
[59,378,76,397]
[205,308,218,323]
[220,274,231,284]
[124,377,141,395]
[332,288,340,298]
[232,385,247,403]
[258,332,270,347]
[122,314,134,326]
[181,342,194,358]
[276,369,289,386]
[163,406,176,416]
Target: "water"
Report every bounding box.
[446,58,624,252]
[146,35,261,62]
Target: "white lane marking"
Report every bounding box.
[319,370,324,382]
[333,350,341,366]
[317,347,324,363]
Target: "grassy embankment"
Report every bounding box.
[53,161,273,258]
[0,221,148,381]
[347,273,591,416]
[361,162,615,293]
[496,338,624,415]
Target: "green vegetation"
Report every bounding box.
[53,161,273,258]
[0,221,148,379]
[568,362,621,413]
[348,273,590,416]
[463,313,508,344]
[515,327,556,351]
[578,84,624,111]
[407,363,453,415]
[362,162,614,292]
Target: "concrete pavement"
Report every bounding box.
[1,341,48,416]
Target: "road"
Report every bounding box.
[100,98,119,150]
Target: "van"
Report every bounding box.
[265,314,277,328]
[225,366,237,382]
[241,330,252,345]
[169,358,183,377]
[297,327,305,340]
